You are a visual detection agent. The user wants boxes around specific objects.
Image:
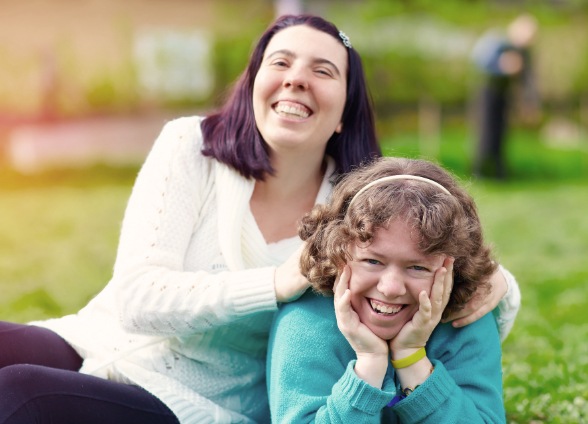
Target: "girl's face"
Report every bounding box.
[348,218,446,340]
[253,25,348,157]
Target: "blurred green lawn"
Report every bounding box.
[1,128,587,422]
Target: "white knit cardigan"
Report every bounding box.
[32,116,335,423]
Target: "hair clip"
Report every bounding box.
[339,31,352,49]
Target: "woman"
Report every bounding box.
[268,157,510,422]
[0,15,517,423]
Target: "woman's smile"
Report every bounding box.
[253,24,347,153]
[272,100,312,119]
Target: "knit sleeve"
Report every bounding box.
[495,265,521,341]
[267,292,395,423]
[392,316,506,423]
[110,116,277,336]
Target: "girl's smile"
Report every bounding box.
[348,218,445,340]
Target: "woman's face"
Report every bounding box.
[253,25,348,157]
[347,219,446,340]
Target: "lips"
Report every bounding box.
[273,100,312,119]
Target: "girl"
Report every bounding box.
[268,157,510,423]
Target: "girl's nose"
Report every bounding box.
[377,268,406,298]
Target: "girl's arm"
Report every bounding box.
[391,317,506,424]
[389,260,505,423]
[267,292,394,423]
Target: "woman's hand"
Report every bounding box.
[274,244,311,303]
[390,257,454,357]
[443,265,507,328]
[334,266,389,388]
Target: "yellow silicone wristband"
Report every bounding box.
[391,347,426,369]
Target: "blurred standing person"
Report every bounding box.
[471,13,540,179]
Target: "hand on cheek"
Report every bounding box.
[334,266,389,388]
[334,266,388,357]
[390,257,454,356]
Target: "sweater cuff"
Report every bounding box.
[224,267,278,316]
[333,360,395,415]
[393,360,456,420]
[495,265,521,341]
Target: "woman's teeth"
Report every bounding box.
[370,299,402,315]
[274,102,310,118]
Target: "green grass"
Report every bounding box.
[472,181,588,423]
[1,128,587,422]
[0,175,134,322]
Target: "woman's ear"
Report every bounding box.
[335,122,343,133]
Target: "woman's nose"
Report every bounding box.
[377,268,406,297]
[283,67,309,90]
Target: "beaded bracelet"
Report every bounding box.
[401,365,435,396]
[387,365,435,406]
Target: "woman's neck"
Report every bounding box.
[250,154,326,243]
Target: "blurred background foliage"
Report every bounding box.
[1,1,588,423]
[1,0,588,135]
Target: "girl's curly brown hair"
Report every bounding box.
[299,157,497,319]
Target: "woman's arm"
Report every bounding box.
[493,265,521,341]
[444,264,521,341]
[111,117,278,336]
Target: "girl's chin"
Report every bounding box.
[368,325,402,341]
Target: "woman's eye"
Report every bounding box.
[315,69,332,77]
[271,60,288,67]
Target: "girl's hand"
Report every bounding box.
[335,265,389,388]
[443,265,506,328]
[274,244,311,303]
[390,257,454,357]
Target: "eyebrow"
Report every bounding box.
[265,49,342,77]
[361,245,432,264]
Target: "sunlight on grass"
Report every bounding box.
[0,184,131,322]
[1,130,587,422]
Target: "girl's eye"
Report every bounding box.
[409,265,429,272]
[366,259,382,266]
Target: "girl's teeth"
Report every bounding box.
[370,299,402,315]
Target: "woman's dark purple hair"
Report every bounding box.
[201,14,381,180]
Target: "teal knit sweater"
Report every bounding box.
[267,290,506,423]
